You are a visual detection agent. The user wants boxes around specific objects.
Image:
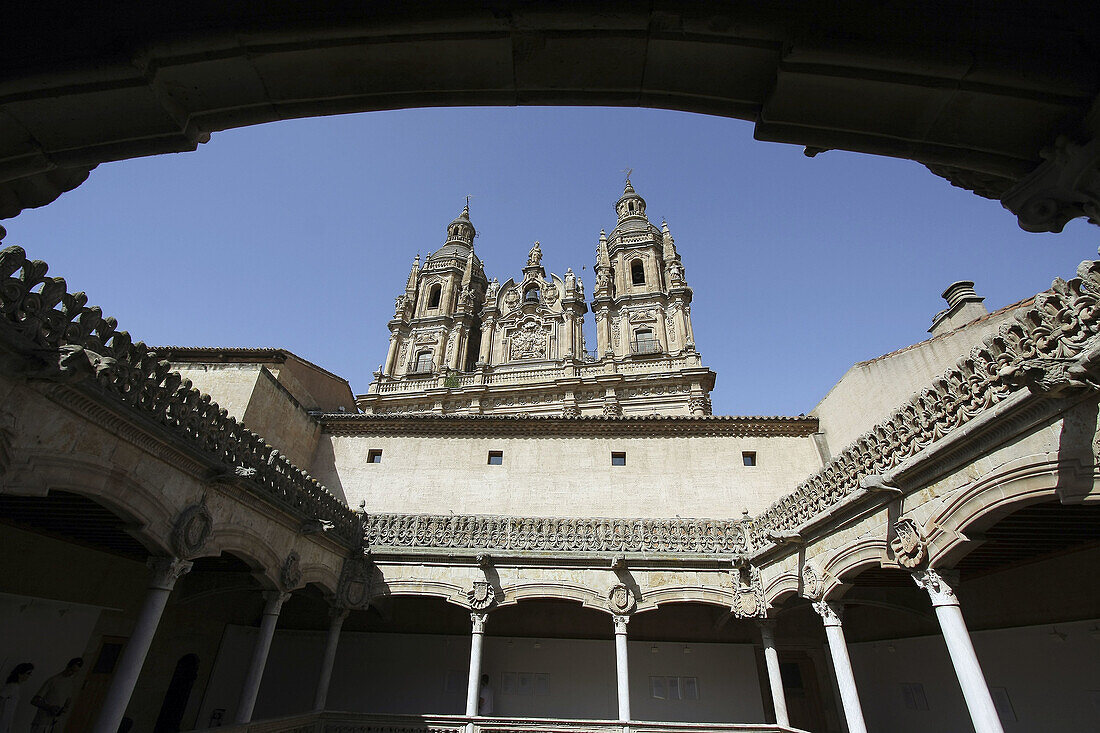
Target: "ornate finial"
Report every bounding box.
[622,167,633,184]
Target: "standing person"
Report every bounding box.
[477,673,494,716]
[29,658,82,733]
[0,663,34,733]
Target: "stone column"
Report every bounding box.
[235,591,290,724]
[812,601,867,733]
[562,313,576,359]
[757,620,789,727]
[313,606,349,711]
[913,570,1005,733]
[679,304,696,351]
[613,614,631,723]
[91,558,191,733]
[383,333,400,375]
[479,318,495,364]
[465,612,489,717]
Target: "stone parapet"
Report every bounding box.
[0,244,360,546]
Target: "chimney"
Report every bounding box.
[929,280,988,335]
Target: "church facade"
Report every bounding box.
[0,183,1097,733]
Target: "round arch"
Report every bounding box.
[926,452,1076,568]
[5,452,176,556]
[2,4,1093,220]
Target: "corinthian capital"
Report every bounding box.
[1001,135,1100,233]
[912,568,959,607]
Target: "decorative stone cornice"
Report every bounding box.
[0,244,360,547]
[363,512,752,555]
[324,413,818,438]
[752,256,1100,549]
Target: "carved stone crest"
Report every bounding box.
[890,518,927,568]
[802,561,825,600]
[731,564,765,619]
[509,322,549,360]
[281,550,302,590]
[337,552,373,609]
[467,581,497,610]
[607,583,637,614]
[504,288,520,310]
[171,498,213,559]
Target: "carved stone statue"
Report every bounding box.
[564,267,576,292]
[485,277,500,304]
[527,241,542,266]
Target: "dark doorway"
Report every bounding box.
[779,652,828,733]
[153,653,199,733]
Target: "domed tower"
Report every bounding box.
[380,205,487,379]
[591,178,713,415]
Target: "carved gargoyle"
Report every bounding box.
[999,357,1100,396]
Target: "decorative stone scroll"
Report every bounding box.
[170,498,213,559]
[0,245,360,547]
[607,583,637,615]
[467,581,497,610]
[753,255,1100,548]
[362,513,753,555]
[890,518,927,568]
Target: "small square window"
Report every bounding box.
[367,449,383,463]
[488,450,503,465]
[742,451,756,467]
[611,451,627,466]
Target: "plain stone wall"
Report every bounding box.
[198,628,765,724]
[849,618,1100,733]
[174,363,323,470]
[313,433,823,517]
[812,304,1022,455]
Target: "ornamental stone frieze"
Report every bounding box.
[362,512,753,555]
[753,255,1100,548]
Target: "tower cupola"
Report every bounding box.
[615,179,647,222]
[445,203,476,246]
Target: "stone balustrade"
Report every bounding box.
[363,512,753,556]
[190,712,807,733]
[751,255,1100,549]
[369,354,702,396]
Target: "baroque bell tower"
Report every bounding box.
[382,205,487,379]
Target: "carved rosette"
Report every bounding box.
[890,518,927,568]
[607,583,637,615]
[280,550,302,590]
[467,581,497,611]
[171,499,214,559]
[801,561,825,601]
[731,565,765,619]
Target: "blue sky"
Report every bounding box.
[5,106,1096,415]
